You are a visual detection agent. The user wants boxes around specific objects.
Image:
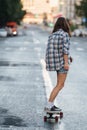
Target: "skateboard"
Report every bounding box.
[44,110,63,122]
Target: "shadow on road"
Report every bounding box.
[0,107,27,127]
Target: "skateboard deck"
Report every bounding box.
[44,110,63,122]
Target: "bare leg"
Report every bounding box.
[49,73,67,102]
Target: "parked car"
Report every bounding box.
[72,29,83,37]
[6,22,18,36]
[80,28,87,37]
[0,28,7,37]
[5,27,12,36]
[72,28,87,37]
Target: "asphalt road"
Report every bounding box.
[0,25,87,130]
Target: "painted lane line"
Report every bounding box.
[76,48,84,51]
[24,41,29,44]
[33,38,40,44]
[34,47,41,52]
[5,47,11,50]
[40,59,57,105]
[19,47,27,51]
[73,42,78,45]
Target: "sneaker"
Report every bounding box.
[44,105,61,113]
[52,105,62,111]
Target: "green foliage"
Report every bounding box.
[75,0,87,26]
[70,24,78,32]
[0,0,26,27]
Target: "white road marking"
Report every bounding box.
[40,59,57,105]
[32,31,40,44]
[76,48,84,51]
[5,47,11,50]
[33,38,40,44]
[34,47,41,58]
[19,47,27,51]
[34,47,41,52]
[73,42,78,45]
[24,41,29,44]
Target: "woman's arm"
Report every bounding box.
[63,33,70,70]
[64,54,69,70]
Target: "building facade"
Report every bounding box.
[22,0,52,14]
[65,0,81,19]
[21,0,81,23]
[21,0,59,23]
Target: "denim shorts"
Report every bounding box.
[56,67,68,74]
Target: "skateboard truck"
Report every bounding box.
[44,111,63,122]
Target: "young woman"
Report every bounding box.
[45,17,72,112]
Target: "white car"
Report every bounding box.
[0,28,7,37]
[80,28,87,37]
[72,29,83,37]
[72,28,87,37]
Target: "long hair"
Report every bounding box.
[52,17,71,36]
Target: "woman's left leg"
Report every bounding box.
[45,72,68,111]
[49,73,67,103]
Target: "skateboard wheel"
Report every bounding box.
[44,116,47,122]
[55,116,58,122]
[60,112,63,118]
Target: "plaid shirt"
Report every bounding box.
[45,29,70,71]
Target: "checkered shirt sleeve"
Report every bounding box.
[63,33,70,55]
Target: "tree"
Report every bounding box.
[75,0,87,26]
[0,0,26,27]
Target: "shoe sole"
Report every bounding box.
[44,109,61,114]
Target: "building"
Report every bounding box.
[65,0,81,19]
[21,0,81,23]
[21,0,30,12]
[22,0,59,23]
[58,0,66,17]
[22,0,53,14]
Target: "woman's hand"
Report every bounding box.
[64,63,69,70]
